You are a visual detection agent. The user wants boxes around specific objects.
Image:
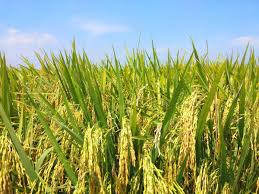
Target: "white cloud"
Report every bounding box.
[233,36,259,47]
[76,20,130,36]
[0,28,57,46]
[0,27,58,65]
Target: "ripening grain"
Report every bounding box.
[0,43,258,193]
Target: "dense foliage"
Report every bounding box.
[0,43,258,193]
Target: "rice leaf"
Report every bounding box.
[195,63,225,167]
[0,103,38,181]
[27,94,78,186]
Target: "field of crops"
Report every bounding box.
[0,43,258,193]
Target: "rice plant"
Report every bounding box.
[0,42,258,193]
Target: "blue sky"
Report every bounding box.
[0,0,259,64]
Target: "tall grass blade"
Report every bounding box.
[28,94,78,186]
[0,103,38,181]
[195,63,225,167]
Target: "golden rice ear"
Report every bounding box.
[0,135,14,194]
[116,117,136,193]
